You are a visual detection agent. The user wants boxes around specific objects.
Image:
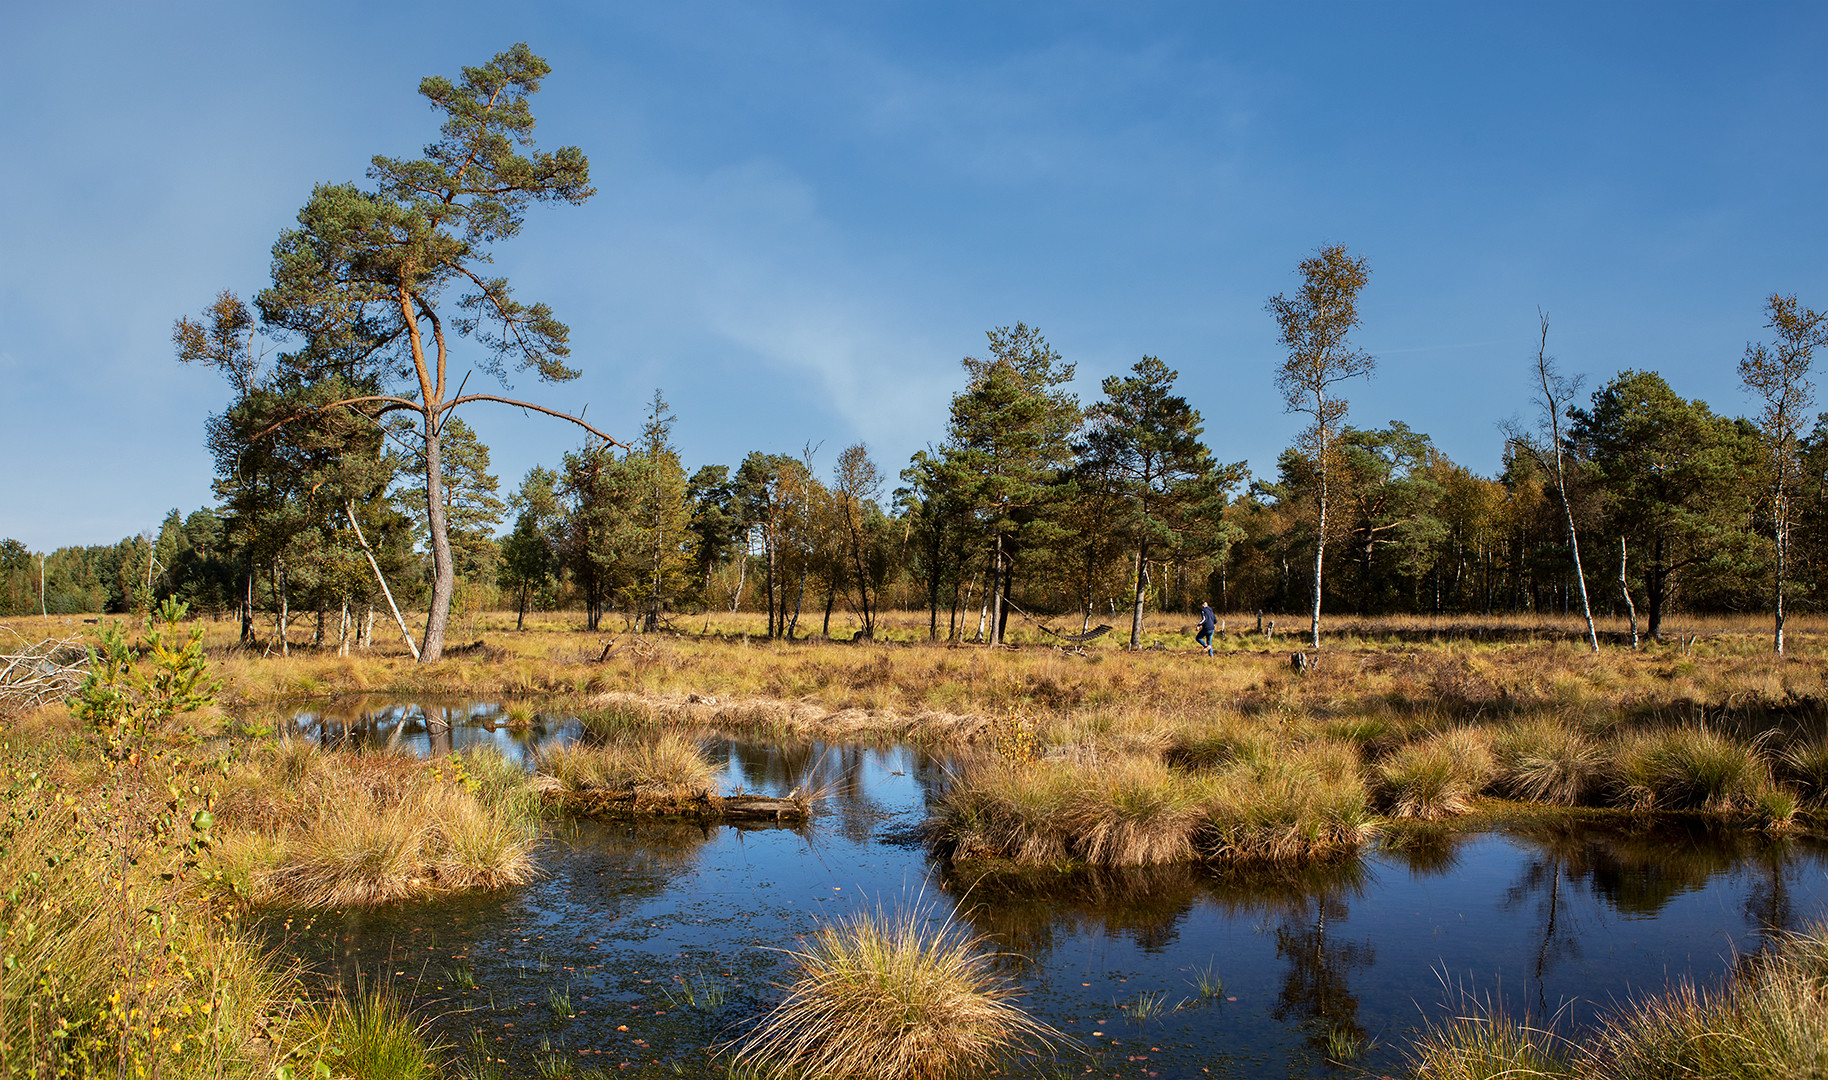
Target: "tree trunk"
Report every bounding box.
[1310,479,1327,650]
[346,500,420,660]
[241,566,254,643]
[764,529,778,638]
[276,561,289,657]
[421,416,454,662]
[731,540,747,615]
[517,582,528,631]
[361,605,374,649]
[1647,533,1667,641]
[1558,489,1598,653]
[1619,536,1638,649]
[1775,488,1789,654]
[1129,537,1150,650]
[787,569,806,639]
[989,532,1006,646]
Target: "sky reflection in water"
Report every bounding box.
[269,699,1828,1078]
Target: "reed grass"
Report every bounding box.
[731,905,1060,1080]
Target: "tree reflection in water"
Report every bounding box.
[281,696,568,763]
[946,855,1375,1058]
[1501,819,1821,1016]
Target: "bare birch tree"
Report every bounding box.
[1502,312,1599,652]
[1741,293,1827,654]
[1268,245,1373,651]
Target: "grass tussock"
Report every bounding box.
[731,906,1060,1080]
[932,754,1214,866]
[1402,1011,1568,1080]
[535,732,720,809]
[933,741,1374,867]
[324,982,443,1080]
[1613,725,1774,814]
[1377,729,1494,820]
[1492,718,1607,805]
[1400,923,1828,1080]
[1202,740,1376,862]
[215,740,538,907]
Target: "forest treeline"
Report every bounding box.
[7,318,1827,646]
[6,47,1822,652]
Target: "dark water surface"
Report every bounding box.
[269,699,1828,1078]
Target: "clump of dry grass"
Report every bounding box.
[1778,735,1828,805]
[1401,1010,1568,1080]
[1492,717,1606,805]
[214,741,538,907]
[933,740,1375,867]
[1611,725,1774,814]
[1202,740,1377,861]
[535,732,720,808]
[1376,729,1494,820]
[731,905,1060,1080]
[931,754,1215,866]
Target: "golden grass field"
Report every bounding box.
[5,606,1828,1078]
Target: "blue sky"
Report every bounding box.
[5,2,1828,551]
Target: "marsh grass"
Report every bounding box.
[325,981,444,1080]
[931,754,1215,866]
[0,749,323,1077]
[1189,962,1224,1000]
[535,731,720,811]
[1402,1011,1568,1080]
[1404,924,1828,1080]
[935,740,1375,867]
[1613,725,1775,814]
[1377,729,1494,820]
[216,741,538,906]
[1492,718,1606,805]
[1779,735,1828,805]
[731,905,1061,1080]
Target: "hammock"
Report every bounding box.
[998,596,1113,643]
[1041,623,1113,643]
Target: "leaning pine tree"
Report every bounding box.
[179,44,618,662]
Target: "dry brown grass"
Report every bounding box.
[214,741,539,906]
[731,904,1061,1080]
[534,732,721,814]
[14,609,1828,851]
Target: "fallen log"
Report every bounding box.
[538,784,810,822]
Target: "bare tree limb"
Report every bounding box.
[440,394,626,447]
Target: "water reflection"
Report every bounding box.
[264,697,1828,1079]
[284,696,577,764]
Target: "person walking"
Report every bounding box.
[1196,601,1217,657]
